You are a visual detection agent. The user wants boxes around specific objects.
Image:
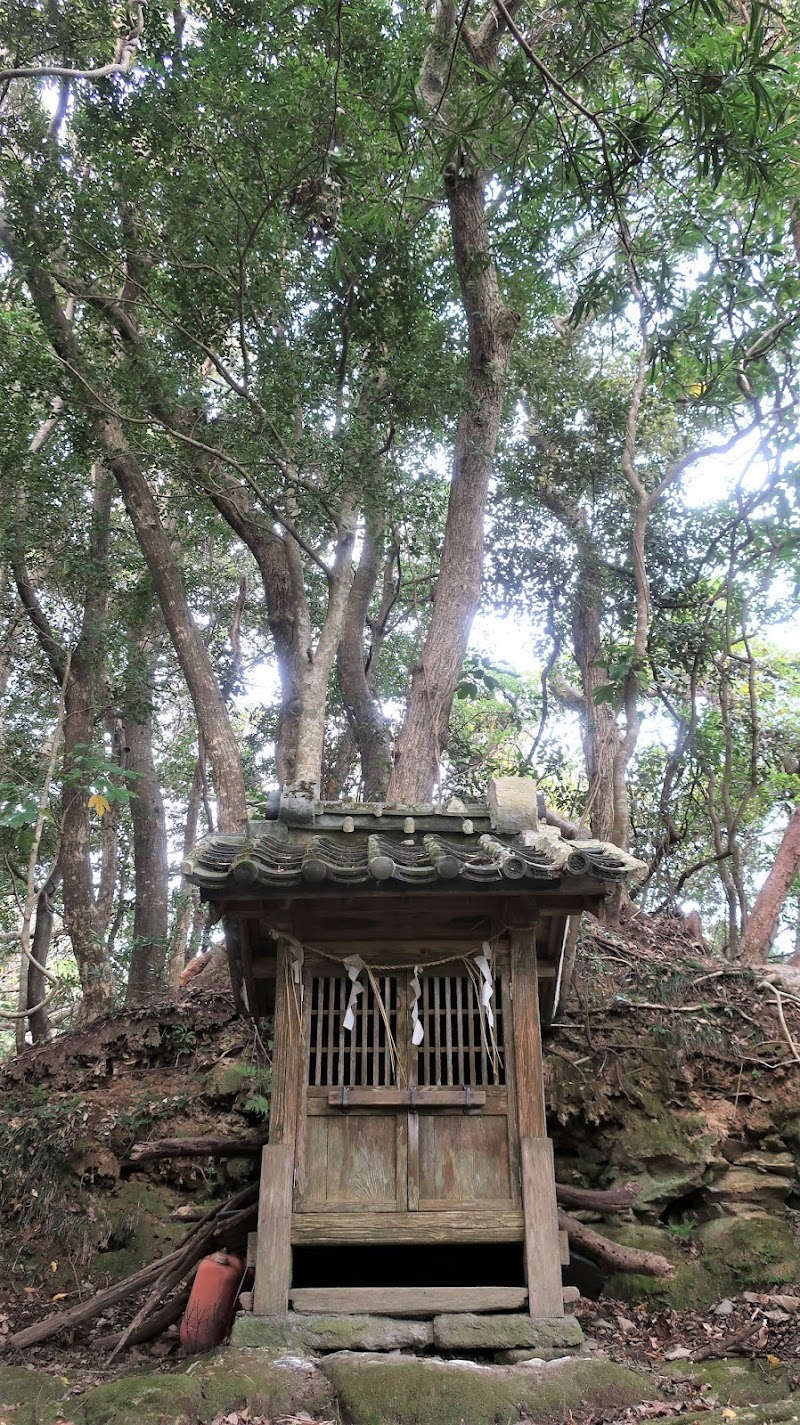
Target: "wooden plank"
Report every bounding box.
[326,1087,487,1108]
[418,1114,511,1204]
[560,1228,570,1266]
[510,928,547,1137]
[289,1286,528,1316]
[325,1116,398,1204]
[520,1136,564,1318]
[253,1143,293,1316]
[290,1209,525,1244]
[247,1231,257,1268]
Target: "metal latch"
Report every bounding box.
[463,1085,473,1112]
[340,1085,350,1112]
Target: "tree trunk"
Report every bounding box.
[337,518,393,800]
[27,858,62,1043]
[741,805,800,965]
[61,465,115,1020]
[571,544,621,844]
[387,166,518,802]
[123,707,169,1003]
[0,221,248,833]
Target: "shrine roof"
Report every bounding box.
[183,778,645,897]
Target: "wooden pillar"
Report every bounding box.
[253,1144,293,1315]
[254,936,301,1315]
[511,929,563,1317]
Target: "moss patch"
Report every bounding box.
[603,1217,800,1310]
[320,1352,646,1425]
[663,1358,798,1405]
[697,1217,800,1290]
[91,1181,185,1285]
[0,1366,68,1425]
[75,1372,202,1425]
[193,1347,336,1420]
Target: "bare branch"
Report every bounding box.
[0,3,146,84]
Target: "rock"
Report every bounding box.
[230,1311,433,1352]
[562,1285,581,1304]
[708,1167,792,1212]
[0,1367,68,1425]
[192,1346,336,1420]
[319,1351,647,1425]
[713,1299,735,1315]
[80,1372,203,1425]
[432,1312,583,1351]
[495,1347,593,1363]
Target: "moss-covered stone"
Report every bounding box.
[320,1352,647,1425]
[75,1371,202,1425]
[203,1062,254,1101]
[230,1310,433,1351]
[610,1099,718,1213]
[433,1313,583,1351]
[192,1347,336,1420]
[663,1357,798,1405]
[0,1366,68,1425]
[92,1181,185,1285]
[603,1215,800,1309]
[697,1216,800,1289]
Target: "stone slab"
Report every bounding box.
[433,1311,583,1351]
[319,1351,646,1425]
[231,1311,433,1352]
[494,1346,591,1363]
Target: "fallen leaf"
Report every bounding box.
[665,1346,694,1361]
[766,1354,781,1366]
[721,1410,737,1420]
[51,1292,69,1302]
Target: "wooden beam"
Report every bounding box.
[510,928,547,1137]
[521,1137,564,1318]
[253,1143,293,1316]
[289,1286,528,1316]
[325,1087,487,1109]
[290,1209,525,1245]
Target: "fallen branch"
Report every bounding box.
[558,1209,673,1277]
[127,1134,265,1163]
[556,1181,639,1213]
[692,1320,761,1361]
[93,1287,191,1351]
[2,1183,257,1353]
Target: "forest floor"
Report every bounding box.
[1,913,799,1422]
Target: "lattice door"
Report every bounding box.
[295,963,518,1215]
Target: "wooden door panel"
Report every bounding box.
[301,1113,400,1209]
[417,1112,512,1205]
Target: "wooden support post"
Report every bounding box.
[253,937,302,1316]
[511,929,563,1317]
[521,1137,564,1317]
[510,928,547,1137]
[268,936,303,1146]
[253,1143,293,1315]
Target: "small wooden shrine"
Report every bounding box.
[184,778,641,1323]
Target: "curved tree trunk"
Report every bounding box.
[387,165,518,802]
[27,858,62,1043]
[0,219,248,833]
[741,804,800,965]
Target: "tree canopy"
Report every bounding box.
[1,0,799,1034]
